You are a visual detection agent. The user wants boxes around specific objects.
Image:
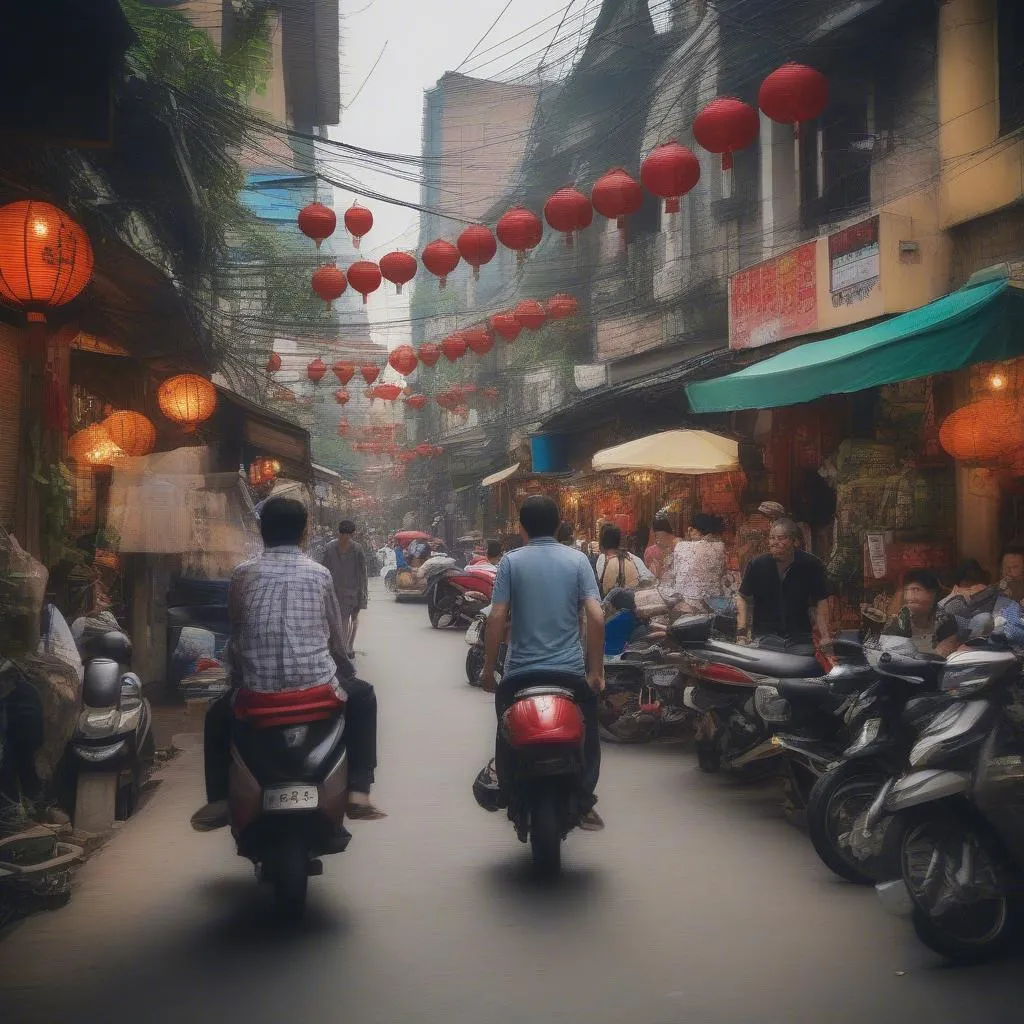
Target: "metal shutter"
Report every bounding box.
[0,326,22,531]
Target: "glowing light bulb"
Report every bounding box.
[31,218,49,237]
[990,373,1006,390]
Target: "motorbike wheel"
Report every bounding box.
[272,835,309,923]
[466,646,485,686]
[530,789,562,877]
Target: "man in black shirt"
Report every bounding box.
[737,518,832,648]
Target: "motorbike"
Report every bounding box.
[465,605,506,686]
[394,553,454,602]
[600,638,691,744]
[428,564,496,630]
[228,684,351,921]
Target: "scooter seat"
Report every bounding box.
[776,678,836,705]
[233,684,346,729]
[700,640,822,679]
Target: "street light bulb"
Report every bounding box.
[990,373,1006,390]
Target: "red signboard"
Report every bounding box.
[729,241,817,350]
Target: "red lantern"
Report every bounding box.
[333,360,355,385]
[462,384,478,397]
[360,363,380,385]
[546,293,578,321]
[344,203,373,248]
[421,239,461,289]
[337,420,350,437]
[373,383,402,402]
[758,63,828,137]
[496,207,543,263]
[265,351,282,373]
[441,334,467,362]
[398,450,417,464]
[591,168,643,230]
[311,265,347,307]
[640,141,701,214]
[406,394,427,410]
[481,387,499,402]
[297,202,336,248]
[464,327,493,356]
[347,261,382,304]
[457,225,497,280]
[543,187,593,247]
[418,342,441,367]
[334,388,350,405]
[388,344,419,376]
[379,251,417,294]
[307,358,327,384]
[384,442,400,457]
[489,312,522,342]
[693,97,759,171]
[415,443,434,458]
[514,299,546,331]
[939,400,1023,462]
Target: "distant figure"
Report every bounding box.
[644,512,677,581]
[320,519,369,657]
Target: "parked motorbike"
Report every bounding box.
[394,554,454,602]
[465,605,506,686]
[428,564,495,630]
[600,640,690,744]
[228,684,351,921]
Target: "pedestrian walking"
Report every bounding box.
[319,519,369,657]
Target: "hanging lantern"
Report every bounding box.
[297,202,337,248]
[334,388,350,405]
[489,312,522,342]
[157,374,217,432]
[462,384,478,398]
[344,203,373,248]
[758,63,828,137]
[591,168,643,231]
[496,207,543,264]
[102,410,156,458]
[939,399,1024,462]
[265,351,282,373]
[337,420,350,437]
[0,200,94,322]
[406,394,427,410]
[372,383,403,402]
[384,442,400,457]
[307,357,327,384]
[311,264,347,307]
[432,446,445,457]
[546,293,578,321]
[543,187,593,247]
[457,224,498,280]
[464,327,493,356]
[249,456,281,487]
[360,363,380,385]
[640,141,701,214]
[480,387,500,402]
[398,450,417,464]
[388,344,419,376]
[441,334,467,362]
[415,443,434,459]
[68,423,125,468]
[347,260,382,305]
[421,239,461,289]
[333,360,355,385]
[693,97,759,171]
[514,299,547,331]
[379,251,418,294]
[418,342,441,367]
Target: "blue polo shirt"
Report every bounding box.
[492,537,600,679]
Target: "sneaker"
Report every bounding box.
[347,801,387,821]
[578,808,605,832]
[190,800,229,832]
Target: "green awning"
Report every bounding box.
[686,273,1024,413]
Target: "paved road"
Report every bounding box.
[2,581,1021,1023]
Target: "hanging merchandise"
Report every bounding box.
[333,360,355,385]
[334,388,350,405]
[297,202,337,248]
[360,363,380,385]
[543,187,593,247]
[307,357,327,384]
[546,293,578,321]
[265,351,282,373]
[311,264,347,308]
[344,203,373,248]
[692,97,759,171]
[489,311,522,342]
[464,327,493,356]
[158,374,217,432]
[457,225,498,280]
[441,334,467,362]
[421,239,461,289]
[938,399,1023,462]
[418,342,441,367]
[102,411,156,458]
[496,207,543,264]
[640,141,701,214]
[758,63,828,137]
[591,168,643,232]
[347,260,382,304]
[406,394,427,410]
[388,344,419,376]
[379,250,418,294]
[514,299,547,330]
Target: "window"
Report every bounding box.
[999,0,1024,136]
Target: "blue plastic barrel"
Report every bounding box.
[530,433,568,473]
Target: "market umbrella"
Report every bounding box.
[591,430,738,475]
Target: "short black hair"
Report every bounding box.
[599,523,622,550]
[953,558,989,587]
[691,512,722,536]
[652,513,673,534]
[261,497,308,547]
[519,495,560,539]
[486,539,502,558]
[903,568,941,593]
[338,520,356,534]
[556,521,574,544]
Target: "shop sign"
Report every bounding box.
[829,216,879,308]
[728,241,817,350]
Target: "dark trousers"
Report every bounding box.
[204,678,379,803]
[0,676,44,805]
[494,672,600,810]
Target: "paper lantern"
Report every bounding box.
[693,97,759,171]
[441,334,467,362]
[344,204,373,248]
[464,327,493,356]
[347,260,382,304]
[388,344,419,376]
[68,424,124,468]
[418,342,441,367]
[157,374,217,431]
[265,351,282,373]
[489,312,522,342]
[333,360,355,385]
[360,363,380,385]
[546,293,578,321]
[591,168,643,230]
[496,207,543,263]
[421,239,460,289]
[939,399,1024,462]
[480,387,500,402]
[415,443,434,458]
[759,63,828,137]
[307,357,327,384]
[297,202,337,248]
[457,225,497,280]
[640,141,701,214]
[380,251,417,294]
[311,264,347,306]
[398,450,417,464]
[372,383,402,402]
[102,410,156,458]
[514,299,546,331]
[543,187,593,247]
[406,394,427,410]
[0,200,94,322]
[334,388,350,405]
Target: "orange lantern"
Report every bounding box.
[0,201,94,322]
[388,344,419,376]
[939,399,1024,462]
[68,424,124,468]
[157,374,217,432]
[102,411,156,458]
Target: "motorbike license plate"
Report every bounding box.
[466,620,483,645]
[263,785,319,812]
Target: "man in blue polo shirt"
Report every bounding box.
[481,494,606,830]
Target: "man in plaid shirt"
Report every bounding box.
[192,497,384,830]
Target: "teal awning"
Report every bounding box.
[686,272,1024,413]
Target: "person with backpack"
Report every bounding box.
[594,524,654,598]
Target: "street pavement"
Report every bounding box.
[1,579,1021,1023]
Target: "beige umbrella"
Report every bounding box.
[591,430,738,475]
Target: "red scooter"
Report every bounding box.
[427,564,496,630]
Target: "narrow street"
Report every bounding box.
[1,582,1020,1024]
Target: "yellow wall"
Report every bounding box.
[938,0,1024,228]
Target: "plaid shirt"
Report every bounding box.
[227,546,353,695]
